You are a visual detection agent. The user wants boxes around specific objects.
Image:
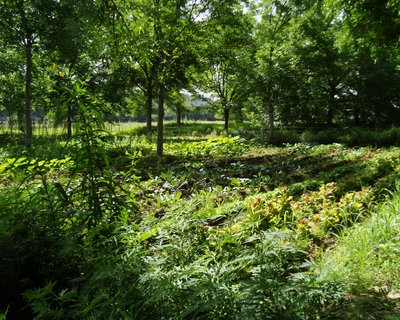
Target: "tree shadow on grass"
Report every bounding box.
[135,145,399,198]
[336,290,400,320]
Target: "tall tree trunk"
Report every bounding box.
[18,0,33,145]
[156,84,165,157]
[25,38,33,145]
[176,108,182,126]
[267,93,274,140]
[267,47,274,140]
[146,80,153,134]
[224,107,230,131]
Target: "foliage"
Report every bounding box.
[2,127,400,318]
[166,136,248,159]
[267,129,301,146]
[0,83,132,319]
[318,187,400,292]
[316,187,400,318]
[0,0,399,316]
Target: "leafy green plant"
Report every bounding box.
[167,136,248,160]
[0,156,82,319]
[318,187,400,292]
[301,129,344,145]
[0,310,7,320]
[246,188,294,229]
[0,79,134,319]
[238,231,344,320]
[293,183,374,241]
[301,127,400,148]
[269,129,301,146]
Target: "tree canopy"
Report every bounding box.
[0,0,399,150]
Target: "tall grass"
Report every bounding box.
[317,187,400,293]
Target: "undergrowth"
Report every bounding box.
[318,187,400,292]
[1,122,400,318]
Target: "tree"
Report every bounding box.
[197,0,254,131]
[200,59,252,131]
[99,0,159,134]
[0,0,100,141]
[48,1,107,137]
[109,0,210,156]
[0,0,61,143]
[0,46,25,131]
[328,0,400,126]
[253,0,293,136]
[167,90,191,126]
[277,1,348,127]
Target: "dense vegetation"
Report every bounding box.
[1,122,400,319]
[1,0,399,154]
[0,0,399,318]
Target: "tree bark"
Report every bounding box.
[267,47,274,140]
[18,0,33,145]
[176,108,182,126]
[224,107,230,131]
[267,93,274,139]
[156,83,165,157]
